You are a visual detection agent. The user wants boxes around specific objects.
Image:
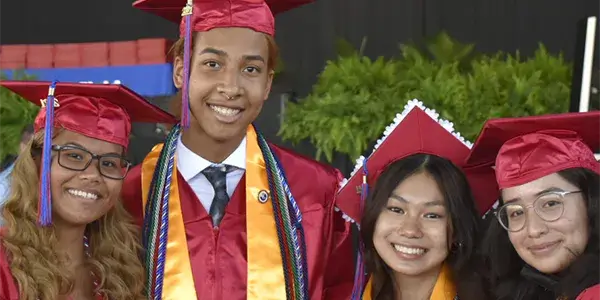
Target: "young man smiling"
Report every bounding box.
[121,0,355,299]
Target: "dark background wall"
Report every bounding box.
[2,0,598,174]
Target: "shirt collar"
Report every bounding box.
[177,137,246,181]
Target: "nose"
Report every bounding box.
[217,71,243,100]
[398,216,424,239]
[525,209,548,238]
[78,161,102,183]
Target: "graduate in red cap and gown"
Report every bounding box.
[468,112,600,300]
[0,81,175,300]
[335,100,498,300]
[121,0,355,299]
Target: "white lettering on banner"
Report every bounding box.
[78,80,122,85]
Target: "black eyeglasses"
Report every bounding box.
[495,190,582,232]
[51,144,131,180]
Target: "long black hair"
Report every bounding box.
[360,153,489,300]
[482,167,599,300]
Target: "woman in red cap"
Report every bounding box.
[467,112,600,300]
[336,100,498,300]
[0,81,175,300]
[122,0,354,299]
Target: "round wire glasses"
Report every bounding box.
[52,144,132,180]
[495,190,582,232]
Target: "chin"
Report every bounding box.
[528,259,570,275]
[202,122,248,142]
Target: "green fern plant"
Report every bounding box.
[0,71,39,163]
[278,32,572,162]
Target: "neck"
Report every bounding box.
[393,265,442,300]
[181,124,245,163]
[54,221,86,268]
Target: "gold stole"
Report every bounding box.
[140,126,286,299]
[362,264,457,300]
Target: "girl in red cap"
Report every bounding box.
[468,112,600,300]
[0,81,175,300]
[336,100,498,300]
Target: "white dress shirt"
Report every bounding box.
[176,137,246,212]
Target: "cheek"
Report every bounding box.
[373,216,394,242]
[50,160,71,190]
[105,180,123,202]
[425,224,450,249]
[554,217,589,252]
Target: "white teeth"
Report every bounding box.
[67,189,99,200]
[210,105,241,116]
[393,244,426,255]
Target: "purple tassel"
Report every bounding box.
[351,159,369,299]
[38,80,58,226]
[181,0,193,129]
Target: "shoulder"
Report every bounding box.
[270,143,343,184]
[269,143,343,206]
[122,164,143,225]
[577,284,600,300]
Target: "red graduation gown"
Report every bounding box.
[0,247,19,300]
[122,143,355,300]
[577,284,600,300]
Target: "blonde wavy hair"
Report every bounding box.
[1,129,146,300]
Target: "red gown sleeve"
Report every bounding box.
[323,169,355,300]
[121,165,144,228]
[577,284,600,300]
[0,245,19,300]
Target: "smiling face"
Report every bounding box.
[50,130,124,226]
[373,171,451,277]
[502,172,589,274]
[173,27,274,143]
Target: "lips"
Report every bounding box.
[528,241,561,251]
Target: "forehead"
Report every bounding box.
[391,172,444,204]
[501,172,577,202]
[53,130,123,155]
[196,27,269,56]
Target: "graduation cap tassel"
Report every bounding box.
[38,80,58,226]
[180,0,193,129]
[351,160,369,299]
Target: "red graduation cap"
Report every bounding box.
[133,0,313,128]
[0,80,176,226]
[335,100,498,226]
[133,0,313,37]
[465,111,600,191]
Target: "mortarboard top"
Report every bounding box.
[465,111,600,191]
[0,80,176,149]
[133,0,315,37]
[335,100,499,226]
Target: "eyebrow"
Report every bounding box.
[504,187,565,204]
[63,142,122,157]
[389,194,445,207]
[199,47,265,63]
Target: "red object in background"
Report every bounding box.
[0,45,27,69]
[109,41,137,66]
[137,38,173,64]
[81,42,109,67]
[26,44,54,68]
[54,44,82,68]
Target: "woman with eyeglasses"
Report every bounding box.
[465,112,600,300]
[336,102,498,300]
[0,81,175,300]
